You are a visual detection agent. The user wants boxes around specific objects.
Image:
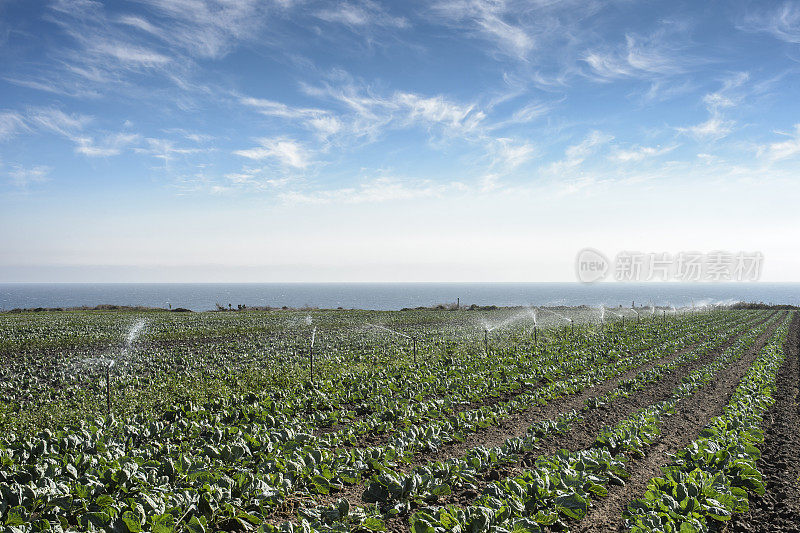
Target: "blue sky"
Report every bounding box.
[1,0,799,282]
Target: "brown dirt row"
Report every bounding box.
[389,313,772,521]
[332,324,714,446]
[419,314,771,468]
[727,312,800,533]
[569,312,785,533]
[312,315,769,515]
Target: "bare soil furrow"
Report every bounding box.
[314,316,767,514]
[435,317,761,508]
[728,313,800,533]
[569,314,783,533]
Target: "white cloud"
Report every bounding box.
[240,96,328,120]
[239,96,344,140]
[23,107,140,157]
[315,1,409,29]
[74,133,140,157]
[543,130,613,175]
[490,137,536,169]
[223,167,293,188]
[280,176,449,204]
[234,137,312,168]
[565,130,613,161]
[510,101,551,123]
[583,32,687,81]
[431,0,534,59]
[395,92,485,133]
[135,138,210,169]
[740,2,800,44]
[120,0,270,59]
[678,73,748,141]
[758,124,800,161]
[679,116,734,141]
[0,111,28,141]
[302,80,486,141]
[92,41,170,66]
[610,144,676,163]
[7,165,51,188]
[308,115,343,139]
[28,107,92,137]
[18,0,274,100]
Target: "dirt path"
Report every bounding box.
[569,313,784,533]
[728,312,800,533]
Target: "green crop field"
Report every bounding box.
[1,307,798,532]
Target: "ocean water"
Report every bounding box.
[1,282,799,311]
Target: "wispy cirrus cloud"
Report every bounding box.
[758,124,800,161]
[8,0,280,100]
[234,137,313,169]
[7,165,52,188]
[124,0,272,59]
[74,133,141,157]
[136,137,210,166]
[582,27,692,82]
[542,130,614,176]
[609,144,677,163]
[279,176,453,205]
[314,1,409,30]
[479,137,537,191]
[300,79,487,142]
[0,111,29,141]
[24,107,141,157]
[678,72,748,141]
[430,0,536,59]
[239,96,344,141]
[739,1,800,44]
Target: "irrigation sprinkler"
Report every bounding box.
[412,337,417,365]
[484,328,489,355]
[106,360,113,416]
[631,307,641,324]
[310,326,316,384]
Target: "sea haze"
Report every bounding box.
[1,283,799,312]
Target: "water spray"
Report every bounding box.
[367,323,411,339]
[525,307,539,345]
[539,308,574,337]
[367,323,416,364]
[106,360,114,417]
[310,326,316,383]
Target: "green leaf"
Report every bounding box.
[186,516,207,533]
[555,493,589,520]
[122,511,143,533]
[361,517,386,532]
